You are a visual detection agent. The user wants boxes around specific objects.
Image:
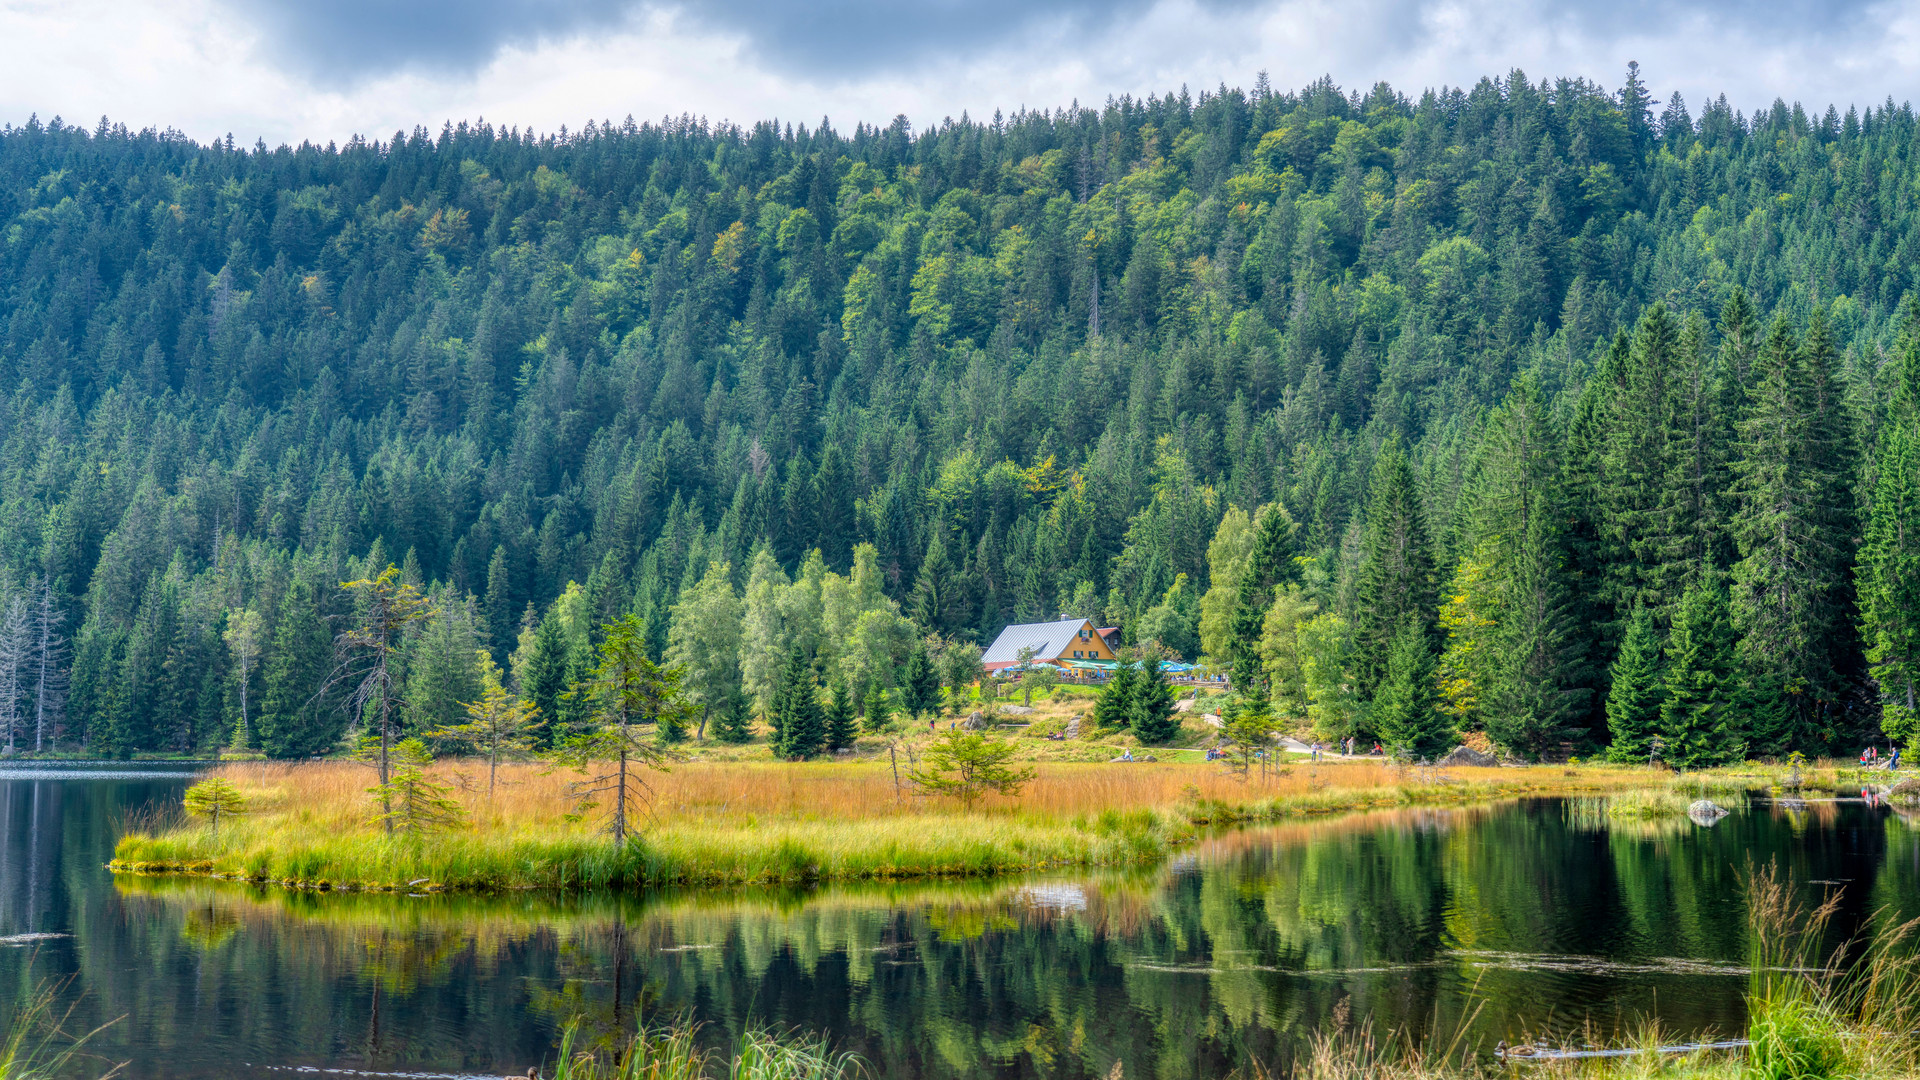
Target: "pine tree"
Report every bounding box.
[1605,605,1666,763]
[1128,655,1182,744]
[1372,619,1453,760]
[769,645,825,759]
[257,576,337,759]
[1661,576,1744,768]
[824,678,858,751]
[1354,447,1437,697]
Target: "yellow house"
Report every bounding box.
[981,618,1118,671]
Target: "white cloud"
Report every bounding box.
[3,0,1920,147]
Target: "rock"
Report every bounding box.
[1688,799,1729,826]
[1064,716,1081,739]
[1202,714,1223,728]
[1438,745,1499,768]
[999,704,1034,716]
[1889,778,1920,804]
[1173,698,1193,712]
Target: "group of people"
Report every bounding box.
[1861,745,1902,770]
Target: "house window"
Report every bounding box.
[1073,650,1083,658]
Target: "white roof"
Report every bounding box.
[982,618,1094,665]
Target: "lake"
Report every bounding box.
[0,764,1909,1079]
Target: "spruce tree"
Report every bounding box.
[1229,504,1297,691]
[1661,576,1744,768]
[521,608,568,748]
[1128,656,1182,744]
[1860,328,1920,747]
[824,678,858,751]
[1372,619,1453,760]
[901,640,940,721]
[862,680,894,733]
[710,686,755,744]
[257,576,336,758]
[1729,310,1861,754]
[1604,605,1666,763]
[769,646,825,759]
[1354,447,1437,698]
[1093,658,1138,731]
[1602,303,1679,618]
[1464,374,1591,757]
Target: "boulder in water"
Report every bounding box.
[1438,745,1499,768]
[1688,799,1729,826]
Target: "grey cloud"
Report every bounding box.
[222,0,1899,91]
[219,0,634,82]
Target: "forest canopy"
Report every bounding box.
[0,62,1914,760]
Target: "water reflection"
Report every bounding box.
[2,774,1916,1080]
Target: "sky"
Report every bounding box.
[1,0,1916,146]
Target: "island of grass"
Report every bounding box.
[112,748,1687,892]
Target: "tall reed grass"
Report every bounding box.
[547,1020,862,1080]
[0,983,121,1080]
[110,760,1669,890]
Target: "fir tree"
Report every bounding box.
[1860,331,1920,747]
[1128,655,1182,744]
[824,678,858,751]
[1605,605,1666,763]
[901,640,940,721]
[1354,447,1437,698]
[1372,620,1453,760]
[1229,504,1297,690]
[710,685,755,744]
[1661,576,1744,768]
[1729,310,1861,754]
[769,645,826,759]
[1093,658,1138,731]
[862,680,894,733]
[257,576,336,759]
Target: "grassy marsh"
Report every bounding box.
[111,757,1663,891]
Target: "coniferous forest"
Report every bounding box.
[3,63,1919,762]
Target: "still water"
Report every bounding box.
[1,765,1913,1079]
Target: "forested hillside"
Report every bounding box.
[2,64,1917,760]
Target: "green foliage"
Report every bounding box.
[1128,657,1182,745]
[906,729,1037,810]
[1605,606,1667,763]
[1354,448,1437,699]
[768,646,826,760]
[0,72,1906,761]
[182,776,247,839]
[1661,576,1745,769]
[710,686,756,744]
[1372,620,1453,761]
[860,681,893,733]
[1093,657,1138,731]
[824,678,858,752]
[365,739,467,837]
[428,653,544,795]
[256,576,337,759]
[900,642,940,721]
[940,641,984,717]
[549,615,687,842]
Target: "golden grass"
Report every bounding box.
[112,758,1678,892]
